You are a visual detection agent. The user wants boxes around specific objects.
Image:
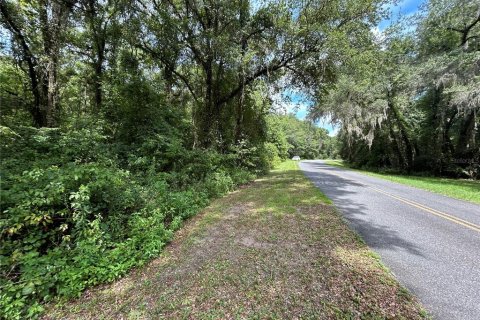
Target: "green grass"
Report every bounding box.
[46,161,428,319]
[325,159,480,204]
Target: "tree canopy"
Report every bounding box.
[1,0,477,318]
[311,0,479,176]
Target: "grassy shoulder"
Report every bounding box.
[325,160,480,204]
[46,161,427,319]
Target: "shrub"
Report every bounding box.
[229,169,256,186]
[262,142,282,169]
[202,170,235,198]
[0,125,257,319]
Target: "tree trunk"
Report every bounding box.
[38,0,74,127]
[234,0,249,143]
[388,97,414,172]
[442,108,457,156]
[387,119,406,169]
[93,50,104,110]
[45,59,58,127]
[0,2,46,127]
[456,109,477,156]
[200,58,214,147]
[85,0,106,111]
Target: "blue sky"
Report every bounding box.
[379,0,425,30]
[286,0,424,136]
[281,91,339,136]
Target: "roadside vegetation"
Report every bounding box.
[45,161,428,319]
[312,0,479,179]
[0,112,338,319]
[1,0,341,317]
[325,160,480,204]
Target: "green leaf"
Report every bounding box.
[22,283,35,296]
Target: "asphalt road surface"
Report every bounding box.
[299,160,480,320]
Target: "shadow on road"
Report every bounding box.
[300,161,425,258]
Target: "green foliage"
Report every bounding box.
[262,142,282,168]
[267,114,339,160]
[313,0,479,177]
[203,170,234,198]
[0,125,254,319]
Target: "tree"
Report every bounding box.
[71,0,126,111]
[1,0,76,127]
[415,0,480,172]
[313,0,479,176]
[135,0,386,148]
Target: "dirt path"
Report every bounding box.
[46,162,427,319]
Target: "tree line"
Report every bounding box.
[0,0,379,147]
[311,0,479,177]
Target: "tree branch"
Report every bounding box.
[217,48,312,106]
[447,11,480,46]
[138,43,200,105]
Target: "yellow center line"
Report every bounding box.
[369,186,480,233]
[321,166,480,233]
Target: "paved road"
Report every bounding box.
[299,160,480,320]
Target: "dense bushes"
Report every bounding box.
[0,105,335,320]
[0,124,261,319]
